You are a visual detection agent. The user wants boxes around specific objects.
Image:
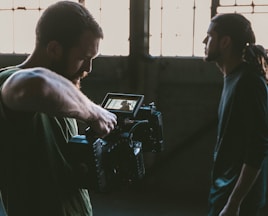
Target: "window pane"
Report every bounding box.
[220,0,268,5]
[162,0,193,56]
[150,0,211,56]
[85,0,101,23]
[14,0,39,8]
[0,11,13,53]
[13,10,40,53]
[149,0,161,55]
[1,0,268,56]
[150,0,195,56]
[40,0,77,8]
[100,0,129,55]
[220,0,235,5]
[0,0,12,8]
[86,0,129,56]
[236,0,253,5]
[255,5,268,12]
[0,0,129,55]
[40,0,59,8]
[217,6,253,13]
[254,0,268,3]
[194,0,211,57]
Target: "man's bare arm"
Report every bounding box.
[219,163,261,216]
[1,67,117,137]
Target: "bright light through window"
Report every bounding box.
[0,0,268,56]
[85,0,129,56]
[0,0,77,54]
[149,0,211,57]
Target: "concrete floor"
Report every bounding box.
[89,127,268,216]
[90,175,268,216]
[90,189,208,216]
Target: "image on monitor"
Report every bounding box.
[101,93,144,117]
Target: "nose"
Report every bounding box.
[87,60,92,73]
[82,59,93,74]
[202,36,208,44]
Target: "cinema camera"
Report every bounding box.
[66,93,164,192]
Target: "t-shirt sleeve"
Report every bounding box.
[0,86,8,120]
[241,74,268,169]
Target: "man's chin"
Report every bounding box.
[203,56,208,62]
[203,56,211,62]
[72,78,81,89]
[71,71,88,89]
[204,55,215,62]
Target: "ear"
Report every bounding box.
[46,40,63,60]
[220,35,231,49]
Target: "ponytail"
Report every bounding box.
[243,44,268,79]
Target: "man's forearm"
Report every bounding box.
[226,163,261,207]
[1,68,98,122]
[1,68,117,137]
[219,163,261,215]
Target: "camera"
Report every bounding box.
[66,93,164,192]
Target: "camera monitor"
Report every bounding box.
[101,93,144,118]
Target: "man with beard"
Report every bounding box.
[203,13,268,216]
[0,1,117,216]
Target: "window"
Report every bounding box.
[0,0,129,55]
[0,0,77,54]
[149,0,268,56]
[0,0,267,56]
[149,0,211,57]
[85,0,129,56]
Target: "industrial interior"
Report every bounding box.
[0,0,268,215]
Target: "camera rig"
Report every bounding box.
[66,93,164,192]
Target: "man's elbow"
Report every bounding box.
[1,71,49,111]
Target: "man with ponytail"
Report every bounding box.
[203,13,268,216]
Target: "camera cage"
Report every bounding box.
[67,93,164,193]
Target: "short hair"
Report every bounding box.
[35,1,103,49]
[211,13,255,55]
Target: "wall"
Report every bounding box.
[0,54,223,200]
[84,56,223,200]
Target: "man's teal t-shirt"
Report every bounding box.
[0,67,92,216]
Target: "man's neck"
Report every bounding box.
[17,48,49,69]
[217,56,244,76]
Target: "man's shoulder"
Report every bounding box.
[0,66,20,75]
[0,67,20,121]
[242,63,266,83]
[0,66,21,86]
[234,63,268,97]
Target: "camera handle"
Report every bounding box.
[84,126,100,142]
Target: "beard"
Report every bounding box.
[71,70,88,89]
[203,41,222,62]
[49,59,88,89]
[204,49,221,62]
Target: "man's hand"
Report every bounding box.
[89,105,117,138]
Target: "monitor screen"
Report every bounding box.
[101,93,144,117]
